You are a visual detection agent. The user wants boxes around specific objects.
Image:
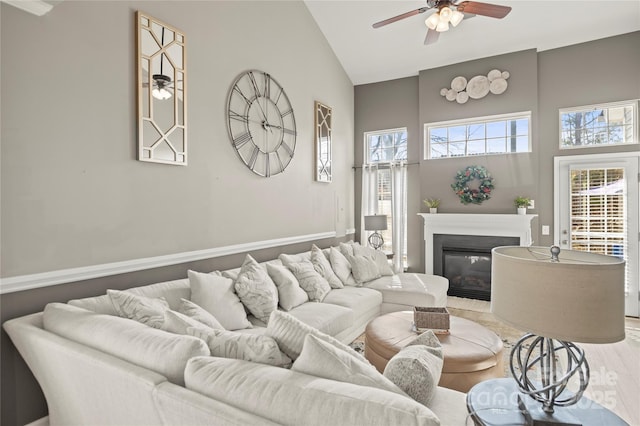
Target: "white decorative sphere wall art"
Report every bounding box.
[440,69,510,104]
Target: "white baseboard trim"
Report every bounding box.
[0,231,337,295]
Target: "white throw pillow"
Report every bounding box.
[107,289,169,329]
[188,327,291,368]
[310,245,344,289]
[178,298,225,330]
[293,334,405,396]
[284,261,331,302]
[329,247,358,286]
[234,254,279,324]
[266,263,308,311]
[266,310,370,363]
[188,270,252,331]
[347,254,382,284]
[383,331,444,406]
[354,244,395,276]
[161,310,211,335]
[339,241,357,257]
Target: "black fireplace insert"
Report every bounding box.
[433,234,519,301]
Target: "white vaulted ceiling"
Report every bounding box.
[304,0,640,85]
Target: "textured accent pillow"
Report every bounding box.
[383,331,444,406]
[347,254,382,284]
[354,244,395,276]
[188,270,252,331]
[293,334,405,396]
[178,298,225,330]
[266,310,370,363]
[284,261,331,302]
[339,241,356,257]
[329,247,358,286]
[107,289,169,328]
[310,245,344,289]
[188,327,291,368]
[234,254,279,323]
[266,263,308,311]
[161,310,211,335]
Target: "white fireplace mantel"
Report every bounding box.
[418,213,537,274]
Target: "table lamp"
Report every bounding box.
[491,246,625,425]
[364,215,388,250]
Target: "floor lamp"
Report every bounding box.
[491,246,625,425]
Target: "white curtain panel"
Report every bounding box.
[360,164,379,244]
[390,161,407,272]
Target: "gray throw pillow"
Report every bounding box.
[234,254,279,324]
[383,330,444,405]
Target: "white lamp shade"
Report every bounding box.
[491,246,625,344]
[364,215,388,231]
[435,20,449,32]
[439,6,452,22]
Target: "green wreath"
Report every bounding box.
[451,165,494,205]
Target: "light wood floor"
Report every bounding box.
[448,297,640,425]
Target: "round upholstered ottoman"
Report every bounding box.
[364,311,504,393]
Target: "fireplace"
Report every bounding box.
[433,234,519,301]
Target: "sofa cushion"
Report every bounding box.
[265,310,364,362]
[234,255,279,324]
[322,286,382,319]
[266,263,308,311]
[310,244,343,289]
[42,303,209,386]
[283,260,331,302]
[188,270,252,331]
[383,333,444,406]
[185,356,440,426]
[286,301,353,337]
[107,290,169,329]
[364,273,449,307]
[329,247,357,286]
[188,327,291,368]
[178,298,225,330]
[292,334,404,396]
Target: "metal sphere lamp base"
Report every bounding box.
[367,231,384,250]
[510,333,589,425]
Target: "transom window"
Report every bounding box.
[559,100,638,149]
[365,128,407,164]
[425,112,531,159]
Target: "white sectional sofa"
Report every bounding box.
[4,243,465,426]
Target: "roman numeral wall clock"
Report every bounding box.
[226,70,297,177]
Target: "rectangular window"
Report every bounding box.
[560,101,638,149]
[365,128,408,164]
[363,128,408,269]
[425,112,531,160]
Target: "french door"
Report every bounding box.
[555,153,639,317]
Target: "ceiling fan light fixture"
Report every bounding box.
[436,19,449,32]
[439,6,452,22]
[152,74,173,100]
[450,9,464,27]
[152,87,172,100]
[425,13,440,30]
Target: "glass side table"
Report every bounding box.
[466,378,628,426]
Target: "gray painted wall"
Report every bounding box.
[355,32,640,273]
[1,0,355,278]
[1,1,354,424]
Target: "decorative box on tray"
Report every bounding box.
[413,307,450,334]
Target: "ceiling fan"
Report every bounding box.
[372,0,512,45]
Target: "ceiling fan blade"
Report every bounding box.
[372,7,429,28]
[424,29,440,45]
[455,1,511,19]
